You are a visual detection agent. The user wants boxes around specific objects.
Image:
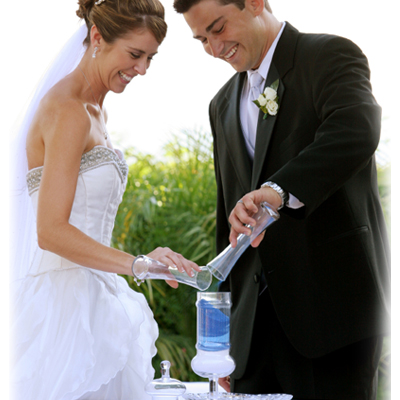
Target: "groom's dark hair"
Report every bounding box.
[173,0,272,13]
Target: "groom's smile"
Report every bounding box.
[224,44,238,60]
[183,0,269,72]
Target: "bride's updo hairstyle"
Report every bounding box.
[76,0,167,45]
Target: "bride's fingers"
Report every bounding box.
[171,254,197,277]
[166,279,179,289]
[189,260,201,272]
[176,253,201,274]
[161,250,198,277]
[150,247,182,270]
[148,247,199,277]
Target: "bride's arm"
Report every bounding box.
[35,99,198,282]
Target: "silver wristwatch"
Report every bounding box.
[260,181,288,210]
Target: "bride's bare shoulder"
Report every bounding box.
[43,76,87,115]
[34,75,91,137]
[26,74,91,168]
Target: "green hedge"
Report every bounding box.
[112,130,218,380]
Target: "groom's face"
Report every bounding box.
[183,0,266,72]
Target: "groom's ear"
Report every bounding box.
[245,0,265,16]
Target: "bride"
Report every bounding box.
[10,0,199,399]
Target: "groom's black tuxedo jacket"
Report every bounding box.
[209,23,390,379]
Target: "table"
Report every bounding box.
[179,381,226,399]
[177,383,305,399]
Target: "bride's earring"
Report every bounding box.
[92,47,98,59]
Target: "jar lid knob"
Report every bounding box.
[160,360,171,380]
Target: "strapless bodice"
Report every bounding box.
[26,146,128,276]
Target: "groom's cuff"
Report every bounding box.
[287,193,305,209]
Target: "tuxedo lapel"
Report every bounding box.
[251,62,284,189]
[220,72,252,194]
[251,23,298,189]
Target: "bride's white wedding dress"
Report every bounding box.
[12,145,158,400]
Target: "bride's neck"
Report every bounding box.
[77,52,107,107]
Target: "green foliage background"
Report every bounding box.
[112,130,219,381]
[111,129,390,396]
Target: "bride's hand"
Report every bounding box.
[146,247,201,288]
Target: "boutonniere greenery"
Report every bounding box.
[253,79,280,120]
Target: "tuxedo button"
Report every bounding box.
[254,274,260,283]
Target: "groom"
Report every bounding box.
[174,0,390,399]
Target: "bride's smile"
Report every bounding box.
[103,28,160,93]
[118,70,134,83]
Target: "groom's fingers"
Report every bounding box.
[240,195,259,215]
[229,228,238,248]
[251,230,265,248]
[218,376,231,392]
[229,205,255,236]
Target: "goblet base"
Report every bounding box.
[191,349,235,378]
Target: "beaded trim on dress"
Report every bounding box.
[26,146,128,195]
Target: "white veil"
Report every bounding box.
[10,23,88,284]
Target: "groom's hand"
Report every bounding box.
[228,187,281,247]
[218,376,231,392]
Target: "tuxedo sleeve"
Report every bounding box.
[268,36,381,218]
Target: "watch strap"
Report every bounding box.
[260,181,288,210]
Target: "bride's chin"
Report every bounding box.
[112,84,127,94]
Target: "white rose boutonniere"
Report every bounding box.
[253,79,280,119]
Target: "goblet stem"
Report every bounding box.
[209,376,219,399]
